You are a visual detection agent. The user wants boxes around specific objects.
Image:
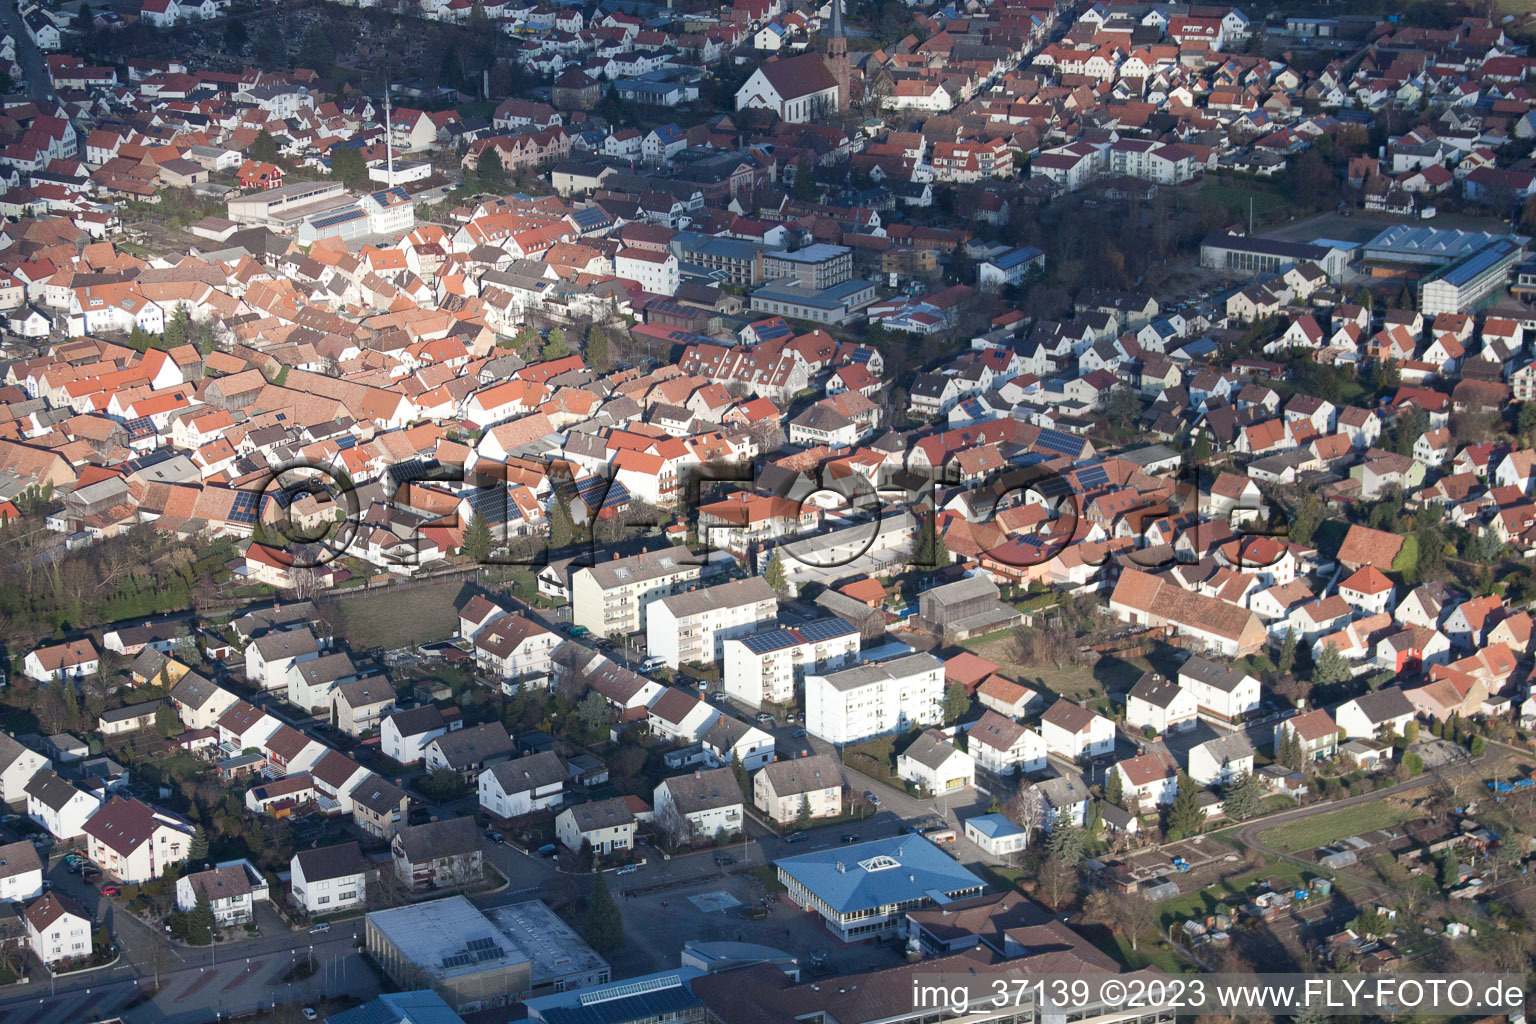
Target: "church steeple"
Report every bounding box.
[827,0,850,112]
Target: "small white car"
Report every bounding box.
[616,863,640,875]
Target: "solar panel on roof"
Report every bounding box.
[1074,464,1109,489]
[741,630,799,655]
[1035,427,1080,456]
[796,618,857,643]
[228,490,261,525]
[465,937,497,951]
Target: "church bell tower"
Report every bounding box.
[828,0,850,112]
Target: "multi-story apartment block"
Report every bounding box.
[571,549,703,637]
[762,244,852,289]
[804,652,944,745]
[646,577,779,670]
[723,619,861,706]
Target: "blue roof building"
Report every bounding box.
[775,834,984,940]
[328,991,464,1024]
[962,813,1028,858]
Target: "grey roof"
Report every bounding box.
[485,750,567,794]
[294,841,365,882]
[658,767,743,815]
[384,705,447,738]
[99,699,165,724]
[1035,773,1090,808]
[1193,732,1255,764]
[655,577,776,620]
[567,796,635,832]
[393,816,480,863]
[579,548,698,590]
[1178,656,1251,694]
[1347,687,1416,724]
[1127,672,1183,709]
[170,672,224,710]
[0,733,41,773]
[898,730,961,771]
[351,775,409,815]
[427,722,515,770]
[0,840,41,881]
[811,652,941,693]
[184,865,252,902]
[756,753,841,797]
[24,771,88,812]
[333,676,393,710]
[251,627,320,662]
[922,575,1000,607]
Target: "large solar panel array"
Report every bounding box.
[1072,463,1109,490]
[1034,427,1081,456]
[739,629,799,655]
[796,617,857,643]
[228,490,261,526]
[545,986,698,1024]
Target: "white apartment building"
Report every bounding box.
[571,549,702,637]
[804,652,944,745]
[614,248,679,296]
[723,619,861,706]
[646,577,779,670]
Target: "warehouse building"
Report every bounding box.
[365,896,609,1012]
[1418,237,1525,316]
[1362,224,1527,267]
[1198,233,1354,278]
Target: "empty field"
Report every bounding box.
[332,579,468,651]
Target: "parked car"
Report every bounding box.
[309,922,331,934]
[840,833,859,844]
[615,863,640,875]
[538,843,559,858]
[864,791,880,805]
[100,885,120,897]
[302,1009,318,1021]
[784,831,809,843]
[792,728,807,738]
[713,853,736,866]
[486,831,504,843]
[755,712,774,724]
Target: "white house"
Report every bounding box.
[646,577,778,670]
[381,705,457,765]
[24,892,91,966]
[1335,688,1416,740]
[23,639,99,683]
[963,813,1029,857]
[290,842,367,916]
[1177,656,1262,725]
[1111,753,1178,811]
[555,796,636,855]
[1124,673,1197,734]
[24,771,100,840]
[0,735,48,806]
[965,711,1046,776]
[753,753,843,825]
[1187,734,1256,788]
[473,613,558,688]
[653,767,744,841]
[0,839,44,902]
[477,751,566,820]
[734,52,841,124]
[895,729,975,793]
[244,627,321,691]
[175,863,265,926]
[1039,699,1114,760]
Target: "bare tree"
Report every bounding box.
[654,801,693,851]
[1006,785,1045,851]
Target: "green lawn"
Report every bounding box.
[1201,180,1288,221]
[1092,932,1191,974]
[1257,800,1418,855]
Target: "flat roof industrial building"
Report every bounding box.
[775,834,985,941]
[1418,236,1525,316]
[364,896,610,1013]
[1362,225,1529,266]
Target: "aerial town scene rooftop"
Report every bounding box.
[0,0,1534,1021]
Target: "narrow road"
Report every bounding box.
[1,0,56,104]
[1227,753,1490,899]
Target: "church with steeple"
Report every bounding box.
[734,0,852,122]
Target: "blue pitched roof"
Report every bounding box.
[328,991,462,1024]
[776,834,984,915]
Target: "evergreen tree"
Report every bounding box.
[163,303,191,348]
[942,681,968,724]
[249,130,279,163]
[1470,735,1485,757]
[1192,431,1211,463]
[155,704,180,737]
[543,327,570,360]
[796,794,812,828]
[585,325,612,372]
[1277,628,1296,676]
[913,514,944,571]
[583,871,623,952]
[223,18,248,53]
[1403,720,1419,744]
[764,548,788,596]
[1045,823,1085,865]
[1165,772,1205,839]
[128,325,150,352]
[58,680,79,732]
[1222,769,1265,821]
[792,159,815,201]
[477,149,508,190]
[463,510,494,564]
[1311,643,1351,687]
[330,146,367,189]
[550,496,577,548]
[189,889,215,945]
[189,825,208,861]
[1104,766,1123,808]
[297,23,334,70]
